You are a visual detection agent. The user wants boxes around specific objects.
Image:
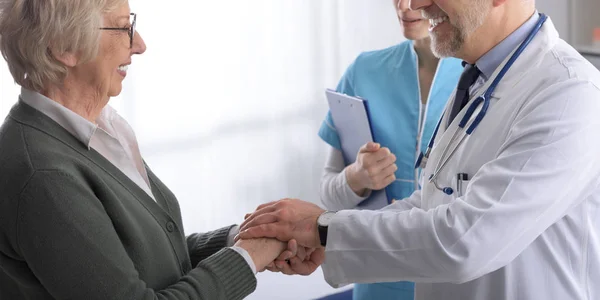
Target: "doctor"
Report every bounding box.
[239,0,600,299]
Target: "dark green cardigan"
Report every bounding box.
[0,101,256,299]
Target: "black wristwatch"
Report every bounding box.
[317,211,336,247]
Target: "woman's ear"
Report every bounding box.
[48,48,78,67]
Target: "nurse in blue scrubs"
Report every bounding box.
[317,1,462,299]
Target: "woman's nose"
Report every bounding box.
[131,31,147,55]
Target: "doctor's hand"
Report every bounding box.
[237,198,325,249]
[265,240,325,276]
[237,199,326,275]
[346,142,397,197]
[241,210,324,276]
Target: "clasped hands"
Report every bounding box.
[233,142,395,275]
[234,199,327,276]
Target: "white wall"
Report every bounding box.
[538,0,600,49]
[536,0,571,42]
[569,0,600,47]
[336,0,404,70]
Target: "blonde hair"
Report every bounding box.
[0,0,127,92]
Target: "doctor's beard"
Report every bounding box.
[425,0,490,58]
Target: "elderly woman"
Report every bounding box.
[0,1,301,299]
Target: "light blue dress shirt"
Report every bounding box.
[472,12,540,91]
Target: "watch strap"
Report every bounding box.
[318,223,328,247]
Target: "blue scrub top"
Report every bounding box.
[318,40,463,300]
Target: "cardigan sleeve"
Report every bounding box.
[186,226,234,266]
[16,170,256,300]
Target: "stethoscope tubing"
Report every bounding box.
[419,13,548,192]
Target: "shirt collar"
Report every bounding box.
[476,11,540,80]
[19,87,117,150]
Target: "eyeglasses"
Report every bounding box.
[100,13,136,48]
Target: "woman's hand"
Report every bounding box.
[234,238,287,272]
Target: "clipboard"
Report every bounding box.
[325,89,391,209]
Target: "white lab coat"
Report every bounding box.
[321,18,600,300]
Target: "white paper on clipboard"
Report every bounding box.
[325,89,389,209]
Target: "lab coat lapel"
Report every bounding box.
[420,18,560,208]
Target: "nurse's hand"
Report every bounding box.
[346,142,397,196]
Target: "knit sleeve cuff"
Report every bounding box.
[188,225,235,265]
[199,248,257,300]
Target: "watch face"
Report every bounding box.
[318,212,336,226]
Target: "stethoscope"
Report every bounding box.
[414,13,548,196]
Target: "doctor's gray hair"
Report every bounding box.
[0,0,127,92]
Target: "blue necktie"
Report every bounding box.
[447,62,481,127]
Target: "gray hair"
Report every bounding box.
[0,0,127,92]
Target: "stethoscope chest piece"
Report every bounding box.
[428,174,454,195]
